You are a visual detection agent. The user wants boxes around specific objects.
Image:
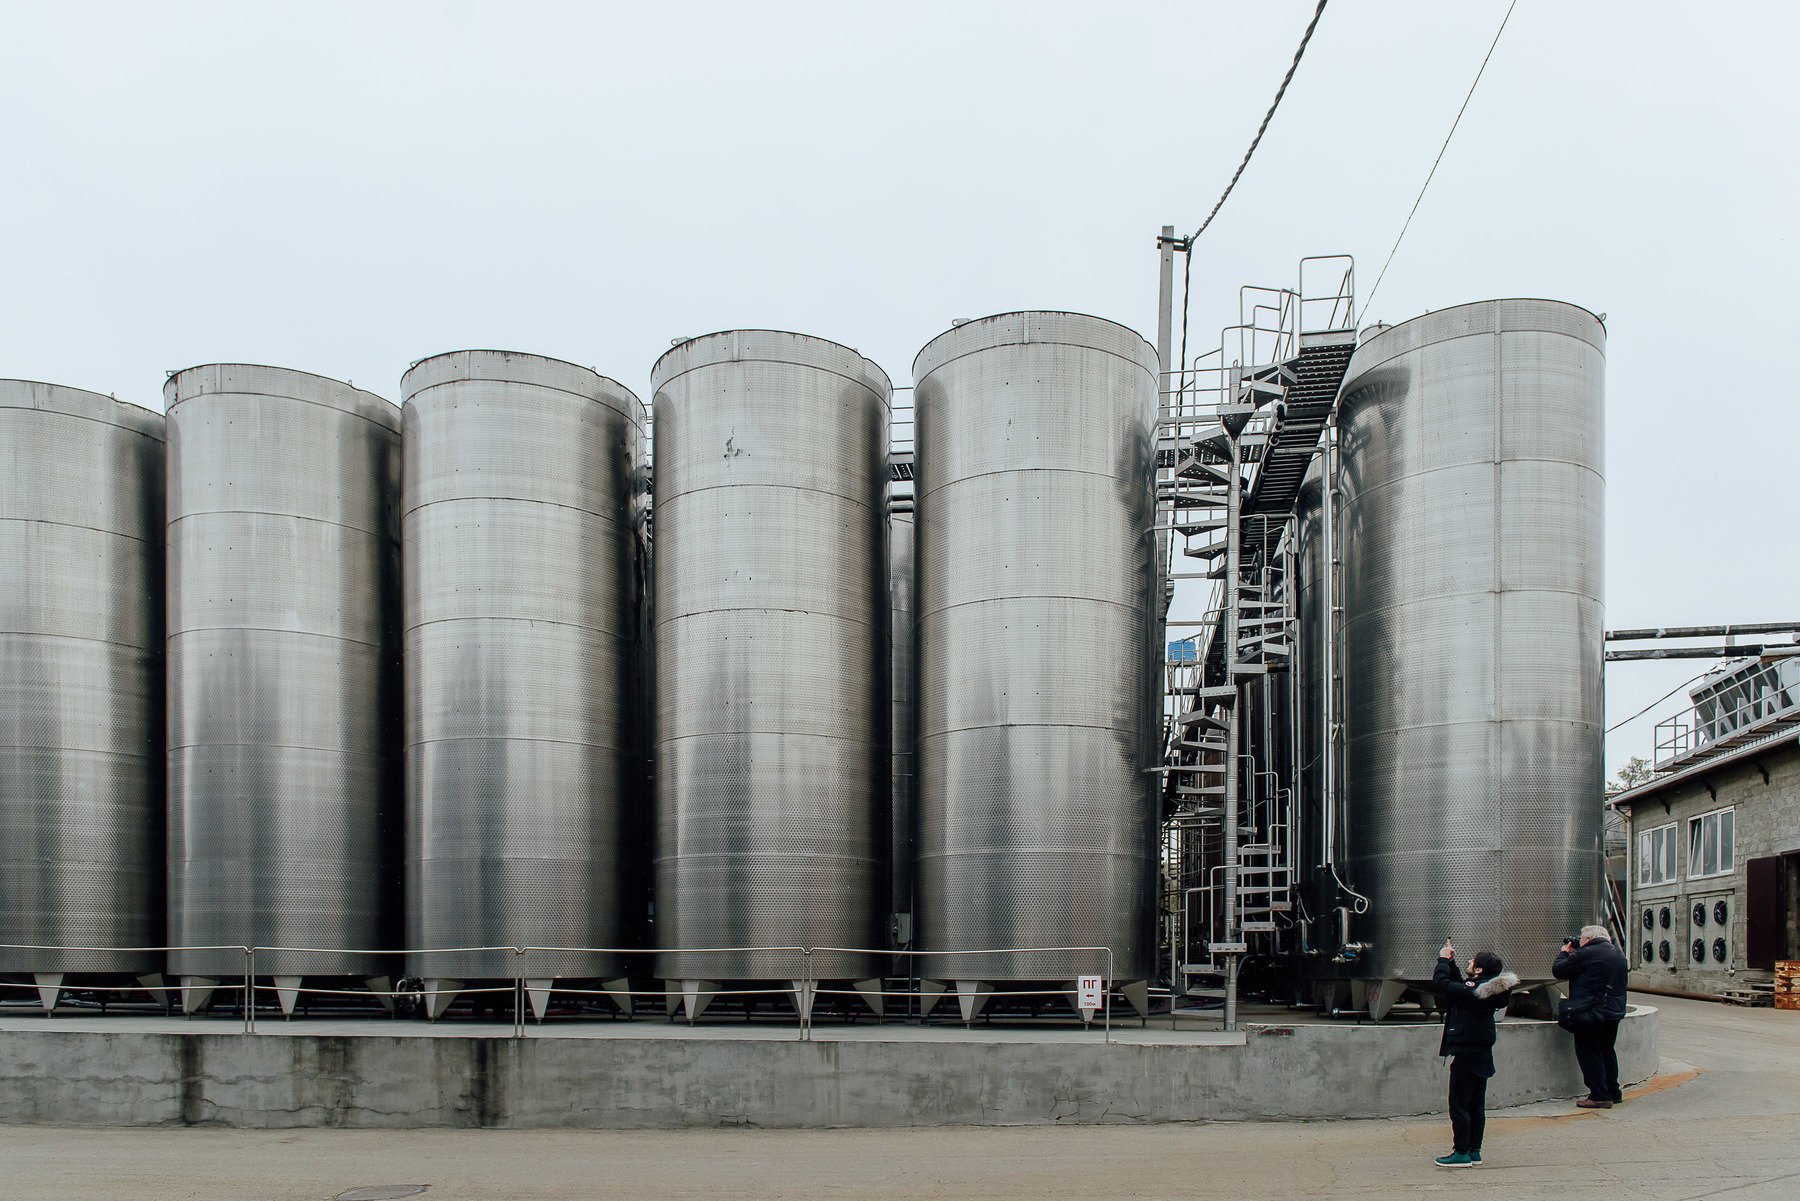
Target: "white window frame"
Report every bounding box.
[1638,821,1678,886]
[1686,808,1735,881]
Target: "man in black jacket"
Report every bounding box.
[1428,941,1520,1168]
[1552,925,1630,1108]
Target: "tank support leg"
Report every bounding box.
[32,973,62,1013]
[852,979,885,1017]
[525,979,554,1022]
[954,980,992,1025]
[1121,979,1150,1021]
[788,980,816,1023]
[1512,982,1564,1021]
[180,976,218,1015]
[919,978,946,1019]
[423,979,462,1021]
[602,978,634,1016]
[272,976,303,1017]
[1368,978,1406,1021]
[678,980,718,1023]
[365,976,394,1014]
[137,973,170,1011]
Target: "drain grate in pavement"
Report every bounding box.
[336,1188,428,1201]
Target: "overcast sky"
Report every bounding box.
[3,1,1795,775]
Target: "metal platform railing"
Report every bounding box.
[0,942,1124,1043]
[1651,653,1800,769]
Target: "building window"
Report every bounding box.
[1687,809,1735,881]
[1639,821,1678,886]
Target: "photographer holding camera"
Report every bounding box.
[1427,939,1520,1168]
[1553,925,1630,1108]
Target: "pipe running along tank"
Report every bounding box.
[165,365,402,1014]
[1335,299,1605,991]
[0,381,165,1010]
[1291,457,1332,951]
[911,312,1160,1020]
[649,331,890,1016]
[401,351,647,1019]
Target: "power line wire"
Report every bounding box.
[1362,0,1519,315]
[1606,670,1708,735]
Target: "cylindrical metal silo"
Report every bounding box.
[912,312,1160,1005]
[0,381,165,1009]
[890,507,916,942]
[650,331,890,1002]
[401,351,646,1016]
[1336,299,1605,985]
[165,364,402,1011]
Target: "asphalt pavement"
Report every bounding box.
[1,994,1793,1200]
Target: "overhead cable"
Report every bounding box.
[1605,670,1709,734]
[1362,0,1520,314]
[1186,0,1331,246]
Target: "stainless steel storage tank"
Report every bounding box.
[1336,299,1605,986]
[890,507,916,941]
[912,312,1160,1001]
[165,365,402,1009]
[0,381,165,1008]
[650,331,890,998]
[401,351,645,1014]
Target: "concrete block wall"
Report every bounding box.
[1625,740,1800,995]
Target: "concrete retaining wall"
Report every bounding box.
[0,1007,1658,1128]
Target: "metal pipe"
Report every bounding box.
[1223,428,1242,1034]
[1606,622,1800,641]
[1320,422,1338,871]
[1607,644,1797,661]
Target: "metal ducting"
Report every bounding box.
[912,311,1160,986]
[650,331,891,986]
[401,351,647,999]
[1336,299,1605,982]
[165,364,402,997]
[0,381,165,995]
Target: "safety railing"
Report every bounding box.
[517,944,812,1041]
[808,945,1117,1043]
[890,386,915,457]
[0,941,1125,1043]
[242,946,510,1035]
[0,943,255,1031]
[1652,653,1800,768]
[1298,255,1356,335]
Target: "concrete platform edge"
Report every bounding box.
[0,1007,1658,1129]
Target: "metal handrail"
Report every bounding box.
[1298,255,1356,334]
[0,943,254,1032]
[1651,653,1800,767]
[809,944,1116,1043]
[3,941,1128,1044]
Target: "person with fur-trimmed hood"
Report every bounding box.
[1427,941,1521,1169]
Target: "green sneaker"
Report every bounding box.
[1435,1153,1474,1169]
[1470,1150,1483,1165]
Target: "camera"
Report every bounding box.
[1561,935,1579,947]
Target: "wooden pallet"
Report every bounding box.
[1776,961,1799,1011]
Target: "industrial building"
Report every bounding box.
[1611,653,1800,1002]
[0,252,1649,1126]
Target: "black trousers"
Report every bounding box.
[1448,1057,1489,1153]
[1572,1020,1622,1101]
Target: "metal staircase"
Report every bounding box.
[1156,253,1356,1027]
